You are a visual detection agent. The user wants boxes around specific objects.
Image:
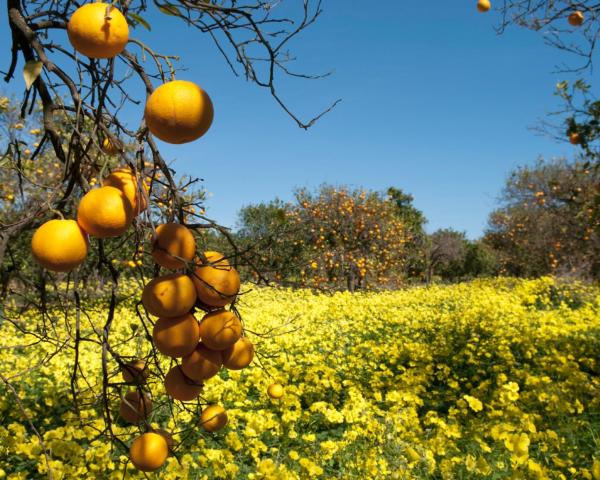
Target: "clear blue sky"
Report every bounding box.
[1,1,594,238]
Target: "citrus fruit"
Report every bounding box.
[144,80,214,144]
[181,343,222,381]
[103,168,148,216]
[477,0,491,12]
[568,11,584,27]
[569,132,581,145]
[153,429,174,451]
[67,3,129,59]
[152,223,196,269]
[101,137,120,155]
[142,273,197,317]
[129,432,168,472]
[192,251,240,307]
[222,337,254,370]
[152,313,200,358]
[198,310,242,351]
[31,219,88,272]
[200,404,228,432]
[164,366,203,401]
[267,383,284,399]
[77,186,133,238]
[119,391,152,423]
[121,359,149,385]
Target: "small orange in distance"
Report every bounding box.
[152,223,196,269]
[103,167,148,216]
[164,366,203,401]
[569,132,581,145]
[222,337,254,370]
[477,0,491,12]
[181,343,223,382]
[193,251,240,307]
[200,404,228,432]
[267,383,284,399]
[144,80,214,144]
[152,313,200,358]
[198,310,242,351]
[119,391,152,423]
[142,273,197,317]
[129,432,168,472]
[121,359,149,385]
[568,11,584,27]
[77,186,133,238]
[101,137,121,155]
[31,219,88,272]
[67,3,129,59]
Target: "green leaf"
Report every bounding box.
[128,12,151,31]
[23,60,43,90]
[157,3,181,16]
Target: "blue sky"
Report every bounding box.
[1,1,594,238]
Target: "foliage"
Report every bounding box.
[1,278,600,478]
[485,157,600,279]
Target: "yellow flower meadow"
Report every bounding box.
[0,277,599,478]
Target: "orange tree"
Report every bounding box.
[288,185,408,291]
[2,0,334,474]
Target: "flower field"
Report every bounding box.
[1,277,600,479]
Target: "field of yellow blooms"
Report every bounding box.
[1,277,600,479]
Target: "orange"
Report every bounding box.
[152,223,196,269]
[103,167,148,216]
[101,137,120,155]
[164,366,203,401]
[198,310,242,351]
[200,404,228,432]
[477,0,491,12]
[152,313,200,358]
[569,132,581,145]
[222,337,254,370]
[121,359,149,385]
[144,80,214,144]
[568,11,584,27]
[267,383,284,399]
[77,186,133,238]
[67,3,129,59]
[192,251,240,307]
[142,273,197,318]
[129,432,168,472]
[181,343,222,381]
[31,219,88,272]
[119,391,152,423]
[153,429,174,452]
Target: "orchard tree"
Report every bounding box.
[2,0,334,475]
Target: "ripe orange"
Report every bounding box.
[153,429,174,452]
[129,432,168,472]
[164,366,203,401]
[181,343,222,381]
[119,391,152,423]
[121,359,149,385]
[568,11,584,27]
[142,273,197,317]
[198,310,242,351]
[77,186,133,238]
[152,313,200,358]
[103,168,148,216]
[200,404,228,432]
[67,3,129,59]
[267,383,284,399]
[144,80,214,144]
[152,223,196,269]
[31,219,88,272]
[569,132,581,145]
[101,137,120,155]
[477,0,491,12]
[192,251,240,307]
[222,337,254,370]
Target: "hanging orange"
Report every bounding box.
[181,343,222,381]
[192,251,240,307]
[31,219,88,272]
[152,313,200,358]
[119,391,152,423]
[129,433,168,472]
[103,167,148,216]
[198,310,242,351]
[200,404,228,432]
[222,337,254,370]
[152,223,196,269]
[142,273,197,317]
[77,186,133,238]
[164,366,203,401]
